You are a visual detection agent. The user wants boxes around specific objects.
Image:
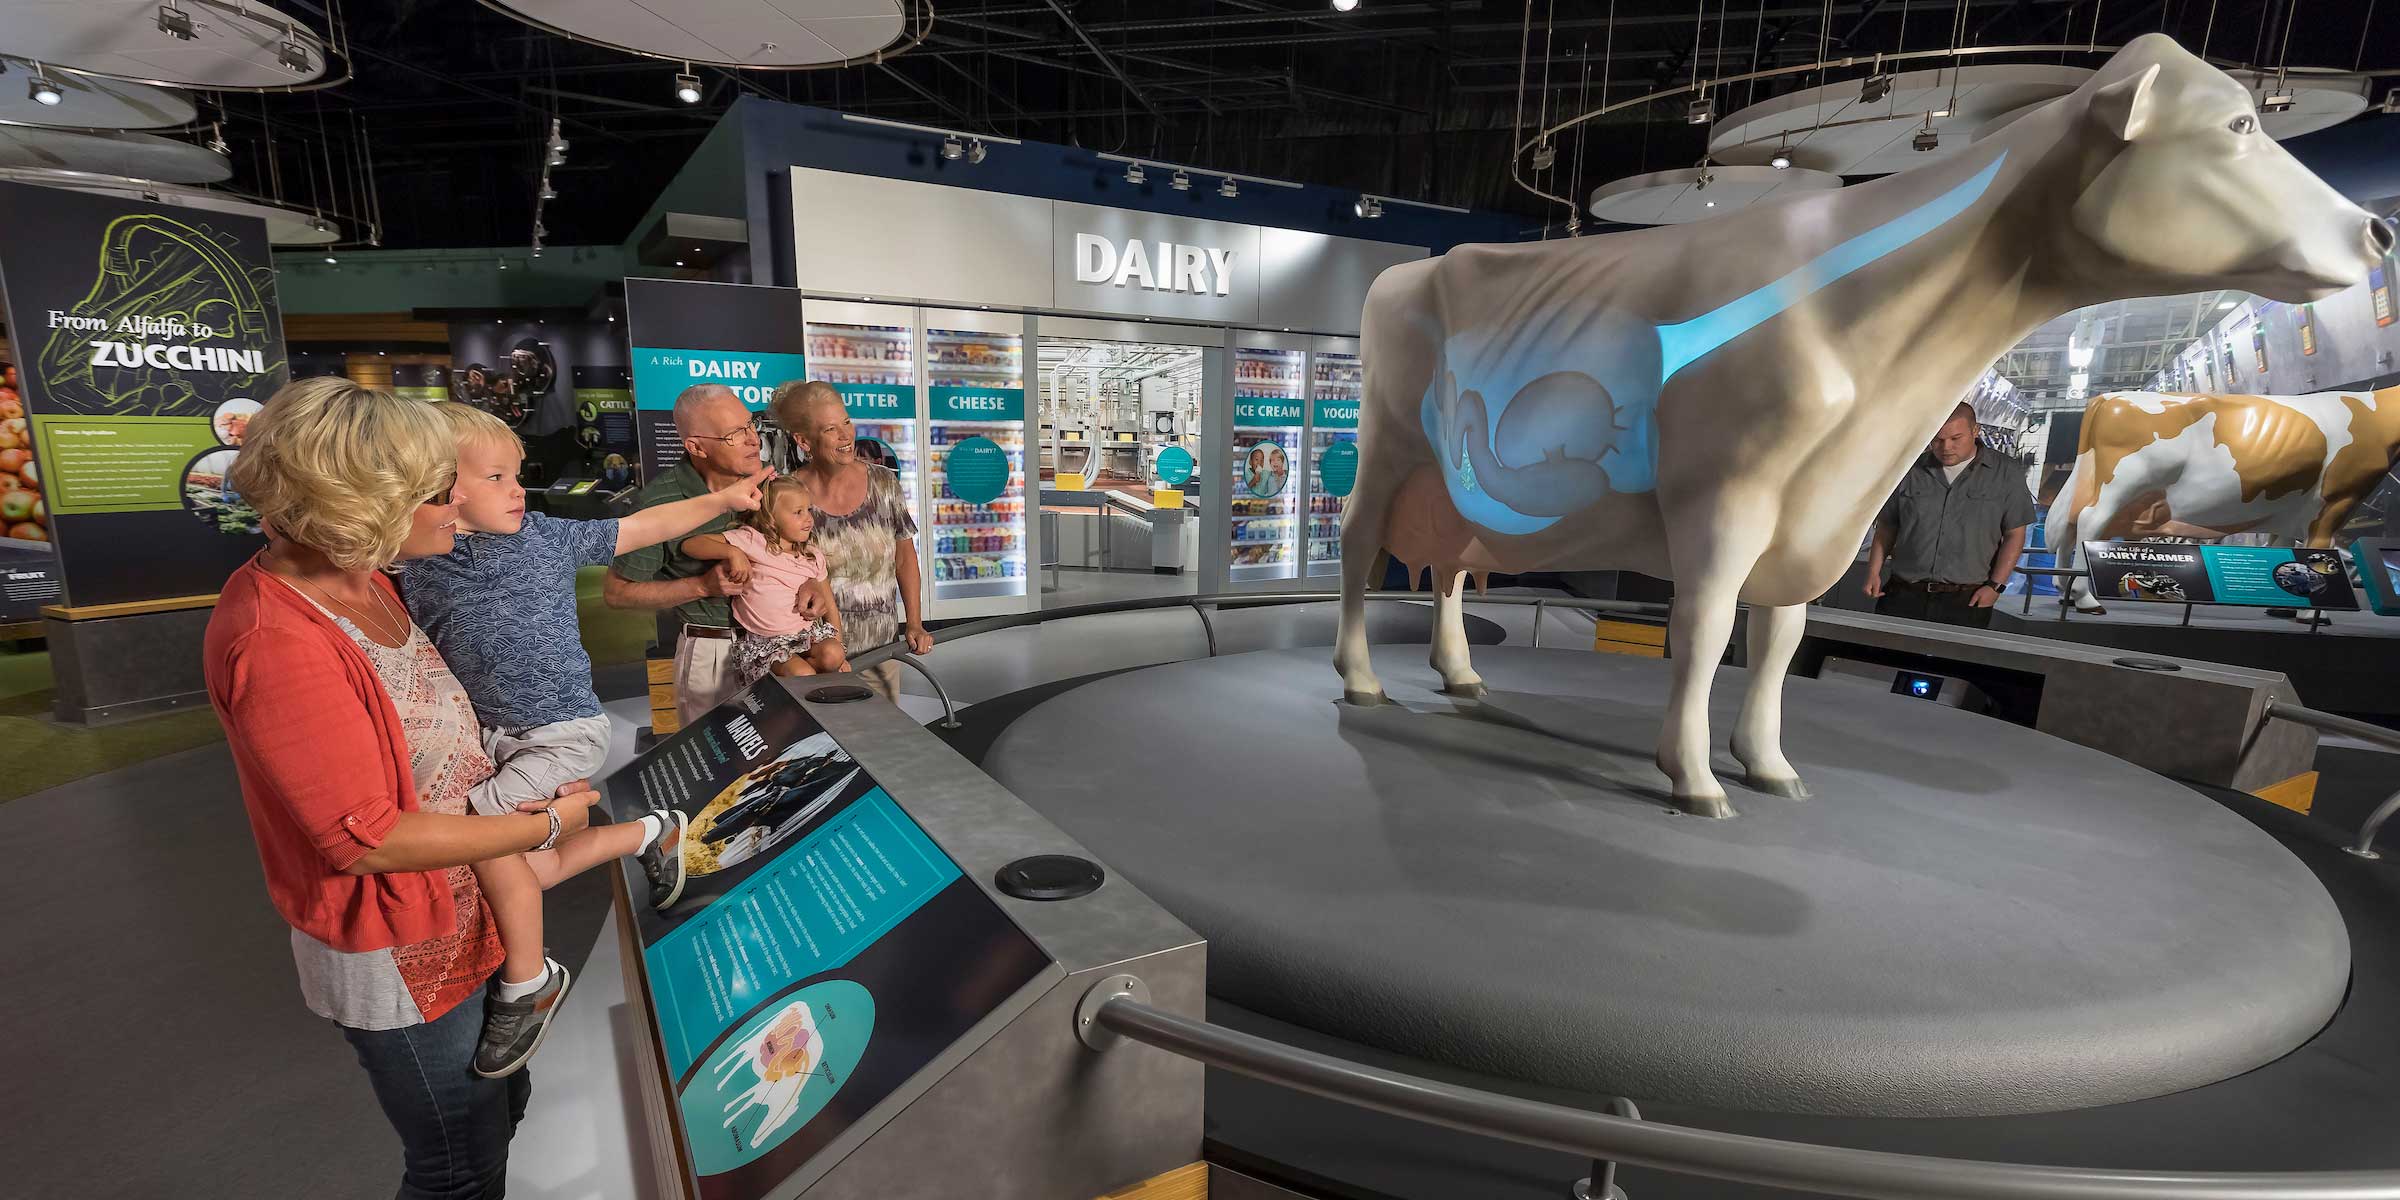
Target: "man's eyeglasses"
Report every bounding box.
[692,425,761,447]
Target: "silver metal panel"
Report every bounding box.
[0,127,230,184]
[494,0,904,66]
[9,1,329,87]
[1256,227,1427,334]
[0,169,338,244]
[0,66,192,129]
[789,167,1053,309]
[1039,315,1227,347]
[1052,202,1263,326]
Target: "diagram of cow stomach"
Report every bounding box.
[681,978,877,1176]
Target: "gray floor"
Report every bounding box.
[983,645,2351,1117]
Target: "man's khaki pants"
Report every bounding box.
[674,631,740,726]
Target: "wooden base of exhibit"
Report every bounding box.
[1592,616,1667,658]
[646,655,680,735]
[1096,1162,1207,1200]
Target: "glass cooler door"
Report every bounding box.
[803,304,921,517]
[1230,346,1304,582]
[923,313,1031,615]
[1307,350,1362,578]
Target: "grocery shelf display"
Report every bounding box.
[804,316,920,517]
[1231,346,1304,581]
[926,320,1030,611]
[1307,351,1362,578]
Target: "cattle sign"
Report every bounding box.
[2081,542,2358,610]
[1330,34,2394,818]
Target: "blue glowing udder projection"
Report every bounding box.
[1423,152,2008,537]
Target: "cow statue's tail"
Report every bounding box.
[2046,415,2109,613]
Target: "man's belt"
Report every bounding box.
[681,624,736,640]
[1891,578,1985,594]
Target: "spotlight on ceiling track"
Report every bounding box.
[1332,0,1360,10]
[1124,161,1146,184]
[941,135,964,161]
[1912,117,1939,152]
[1218,177,1238,198]
[968,138,988,164]
[322,254,337,265]
[1170,169,1191,191]
[538,180,557,201]
[2382,88,2400,114]
[1768,144,1793,170]
[674,67,702,105]
[157,4,195,40]
[1860,73,1893,104]
[1530,140,1557,171]
[27,71,62,107]
[206,121,229,154]
[1686,97,1715,125]
[2260,89,2296,112]
[1354,195,1383,218]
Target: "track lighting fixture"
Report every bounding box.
[1354,195,1383,218]
[1218,177,1238,198]
[157,4,195,40]
[2260,89,2295,112]
[206,121,229,154]
[1860,73,1893,105]
[1531,140,1557,171]
[538,180,557,201]
[309,217,329,233]
[279,39,309,73]
[941,135,964,160]
[1686,97,1715,125]
[27,70,62,107]
[968,138,988,164]
[1332,0,1360,10]
[1912,116,1939,152]
[674,68,702,105]
[1768,145,1793,170]
[1170,169,1191,191]
[2382,88,2400,114]
[1124,161,1146,184]
[322,254,337,265]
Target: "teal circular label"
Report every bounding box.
[945,435,1009,505]
[1155,444,1196,487]
[1318,440,1359,498]
[681,979,875,1175]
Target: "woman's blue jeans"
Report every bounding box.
[341,989,532,1200]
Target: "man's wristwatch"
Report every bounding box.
[533,806,561,853]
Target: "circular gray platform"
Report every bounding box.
[983,646,2350,1117]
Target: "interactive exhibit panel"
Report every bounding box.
[2081,541,2360,609]
[606,683,1052,1199]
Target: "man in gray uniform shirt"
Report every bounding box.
[1864,402,2036,630]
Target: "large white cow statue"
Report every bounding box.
[2046,387,2400,612]
[1333,34,2391,817]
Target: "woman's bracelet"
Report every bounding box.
[532,806,561,853]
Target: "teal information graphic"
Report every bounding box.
[944,436,1009,505]
[1318,440,1359,498]
[631,347,810,410]
[1234,396,1303,427]
[830,381,913,419]
[1311,395,1361,430]
[644,788,960,1077]
[930,385,1024,423]
[1155,445,1196,486]
[680,979,875,1176]
[2202,545,2356,609]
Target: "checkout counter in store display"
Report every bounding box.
[1045,484,1198,575]
[576,677,1204,1200]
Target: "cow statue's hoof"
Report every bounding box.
[1675,790,1738,820]
[1743,771,1812,801]
[1342,688,1389,707]
[1442,680,1489,699]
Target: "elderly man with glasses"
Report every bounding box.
[606,384,769,725]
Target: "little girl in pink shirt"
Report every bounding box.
[685,477,847,686]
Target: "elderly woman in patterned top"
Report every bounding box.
[770,380,934,699]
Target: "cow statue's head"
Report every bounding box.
[2065,34,2392,302]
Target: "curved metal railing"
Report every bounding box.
[835,588,2400,1198]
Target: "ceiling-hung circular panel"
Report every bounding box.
[1710,65,2091,176]
[0,126,229,183]
[485,0,909,67]
[0,168,341,244]
[0,59,195,129]
[1588,165,1843,225]
[6,0,330,88]
[2226,70,2373,140]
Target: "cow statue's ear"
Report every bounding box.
[2090,62,2161,142]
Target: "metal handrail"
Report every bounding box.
[890,651,959,730]
[1093,996,2400,1200]
[2263,701,2400,859]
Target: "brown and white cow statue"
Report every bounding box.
[2047,387,2400,612]
[1333,33,2391,817]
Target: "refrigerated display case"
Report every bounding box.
[803,305,920,517]
[924,315,1031,614]
[1307,351,1362,578]
[1231,346,1304,581]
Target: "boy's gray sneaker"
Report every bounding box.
[639,809,689,910]
[473,958,569,1079]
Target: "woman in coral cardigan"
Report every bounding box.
[204,378,597,1199]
